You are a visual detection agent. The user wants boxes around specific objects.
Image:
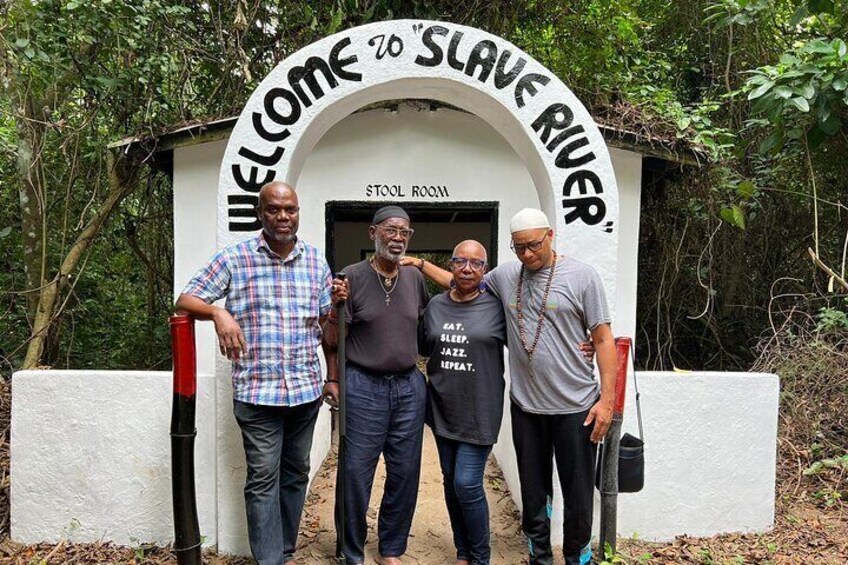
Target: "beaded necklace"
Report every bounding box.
[516,251,557,366]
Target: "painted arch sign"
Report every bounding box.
[220,20,619,294]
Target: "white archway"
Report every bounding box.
[219,20,619,299]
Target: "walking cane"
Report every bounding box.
[598,336,632,559]
[335,273,348,564]
[169,315,202,565]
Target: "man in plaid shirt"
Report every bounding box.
[176,181,334,565]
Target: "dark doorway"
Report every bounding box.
[325,201,499,280]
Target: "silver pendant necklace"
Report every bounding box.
[371,259,399,306]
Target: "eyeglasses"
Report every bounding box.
[378,226,415,240]
[510,234,548,255]
[449,257,487,271]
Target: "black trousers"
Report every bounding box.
[511,402,597,565]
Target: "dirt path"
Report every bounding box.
[294,427,536,564]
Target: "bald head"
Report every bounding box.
[453,240,487,263]
[259,181,296,207]
[449,240,488,295]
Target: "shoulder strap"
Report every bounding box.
[631,345,644,441]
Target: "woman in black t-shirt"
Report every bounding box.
[419,240,506,565]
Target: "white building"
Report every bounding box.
[11,20,779,556]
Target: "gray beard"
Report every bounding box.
[264,228,296,246]
[273,234,296,245]
[374,238,404,263]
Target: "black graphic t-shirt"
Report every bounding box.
[419,290,507,445]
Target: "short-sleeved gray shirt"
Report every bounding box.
[485,257,611,414]
[343,260,429,373]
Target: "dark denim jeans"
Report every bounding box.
[335,364,426,564]
[233,397,321,565]
[434,435,493,565]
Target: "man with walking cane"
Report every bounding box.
[322,205,430,565]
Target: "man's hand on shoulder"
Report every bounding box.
[400,255,453,289]
[212,308,247,360]
[584,398,614,443]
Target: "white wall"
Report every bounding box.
[297,105,538,268]
[174,142,225,379]
[9,367,780,549]
[617,371,780,540]
[11,371,216,546]
[610,147,643,338]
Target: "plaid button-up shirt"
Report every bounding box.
[182,234,332,406]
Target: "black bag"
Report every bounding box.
[618,432,645,492]
[596,432,645,493]
[595,351,645,493]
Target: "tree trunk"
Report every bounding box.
[12,90,47,321]
[22,152,139,369]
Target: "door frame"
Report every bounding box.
[324,200,499,273]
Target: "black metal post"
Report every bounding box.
[336,273,347,564]
[599,416,622,556]
[169,315,202,565]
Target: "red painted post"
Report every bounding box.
[599,336,633,559]
[171,315,197,397]
[613,337,632,416]
[169,315,202,565]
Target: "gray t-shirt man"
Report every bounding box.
[485,257,611,414]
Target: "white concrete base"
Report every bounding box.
[496,370,780,544]
[10,370,216,546]
[11,369,778,551]
[10,369,331,552]
[616,371,779,541]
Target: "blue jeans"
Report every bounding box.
[335,364,426,564]
[233,397,321,565]
[435,435,493,565]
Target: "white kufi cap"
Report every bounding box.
[509,208,551,234]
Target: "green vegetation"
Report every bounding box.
[0,1,845,387]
